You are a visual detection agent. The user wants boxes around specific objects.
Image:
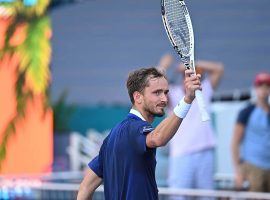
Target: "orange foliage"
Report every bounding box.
[9,23,28,47]
[0,18,13,50]
[0,52,53,174]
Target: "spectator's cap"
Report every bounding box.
[254,72,270,86]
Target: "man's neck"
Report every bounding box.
[256,99,270,112]
[131,106,154,123]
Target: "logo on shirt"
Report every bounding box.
[142,126,154,135]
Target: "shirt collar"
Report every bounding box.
[129,108,146,121]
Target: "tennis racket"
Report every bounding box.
[161,0,210,121]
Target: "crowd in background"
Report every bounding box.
[155,53,270,196]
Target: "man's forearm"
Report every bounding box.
[146,113,182,148]
[77,178,97,200]
[77,185,93,200]
[231,123,244,172]
[196,60,223,72]
[77,189,93,200]
[77,169,102,200]
[231,138,242,173]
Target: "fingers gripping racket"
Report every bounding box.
[161,0,210,121]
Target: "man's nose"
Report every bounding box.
[160,93,168,103]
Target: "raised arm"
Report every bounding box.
[77,168,102,200]
[195,60,224,89]
[146,70,201,148]
[157,53,174,73]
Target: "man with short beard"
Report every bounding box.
[77,67,201,200]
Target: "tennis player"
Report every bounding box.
[77,67,201,200]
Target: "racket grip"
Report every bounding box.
[195,90,210,122]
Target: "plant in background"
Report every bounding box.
[0,0,51,166]
[52,90,76,133]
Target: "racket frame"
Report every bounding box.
[161,0,210,121]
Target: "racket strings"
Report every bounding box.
[164,0,191,56]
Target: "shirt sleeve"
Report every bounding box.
[88,139,107,178]
[88,155,103,178]
[236,104,255,126]
[131,122,154,154]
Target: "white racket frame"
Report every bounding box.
[161,0,210,121]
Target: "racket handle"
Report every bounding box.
[195,90,210,122]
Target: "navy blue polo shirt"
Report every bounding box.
[88,112,158,200]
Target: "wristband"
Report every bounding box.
[173,97,191,119]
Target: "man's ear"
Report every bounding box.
[133,91,142,104]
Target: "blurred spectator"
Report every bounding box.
[158,54,224,199]
[231,72,270,192]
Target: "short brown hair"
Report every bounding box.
[126,67,166,104]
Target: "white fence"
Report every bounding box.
[1,179,270,200]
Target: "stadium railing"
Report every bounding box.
[1,180,270,200]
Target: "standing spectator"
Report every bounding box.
[158,54,224,199]
[231,72,270,192]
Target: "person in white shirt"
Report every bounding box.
[158,54,224,200]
